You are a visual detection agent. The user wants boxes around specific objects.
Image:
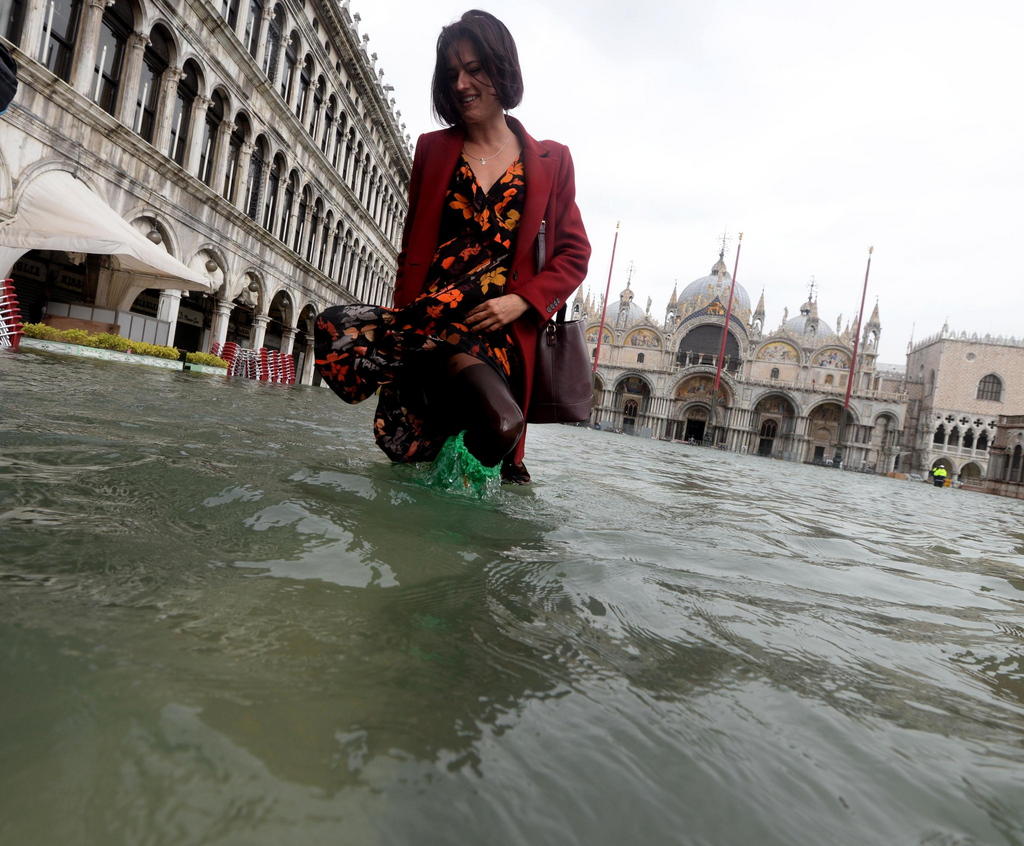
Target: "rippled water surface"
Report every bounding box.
[2,348,1023,846]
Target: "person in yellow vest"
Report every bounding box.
[931,465,949,487]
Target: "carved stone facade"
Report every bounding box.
[901,329,1024,482]
[579,252,907,472]
[1,0,409,383]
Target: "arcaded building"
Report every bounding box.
[579,252,908,472]
[900,328,1024,483]
[1,0,409,383]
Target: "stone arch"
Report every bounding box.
[805,400,852,464]
[126,211,183,258]
[751,392,798,457]
[677,322,742,370]
[959,462,983,481]
[12,160,107,207]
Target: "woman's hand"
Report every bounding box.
[465,294,529,332]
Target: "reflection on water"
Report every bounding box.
[2,349,1023,846]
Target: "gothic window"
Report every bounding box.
[137,26,171,142]
[933,424,945,445]
[963,429,975,450]
[977,431,989,452]
[977,374,1002,402]
[169,60,199,165]
[624,400,638,419]
[760,419,778,438]
[948,426,960,447]
[40,0,82,82]
[770,367,779,380]
[199,90,225,186]
[93,0,131,114]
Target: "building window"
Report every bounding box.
[263,155,281,231]
[94,0,131,114]
[137,27,171,141]
[244,0,263,57]
[281,32,297,99]
[220,0,239,29]
[41,0,82,82]
[170,61,199,165]
[770,367,779,380]
[933,424,945,445]
[977,374,1002,402]
[199,91,225,186]
[977,431,989,451]
[244,140,265,220]
[263,5,284,79]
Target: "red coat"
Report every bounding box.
[394,116,592,464]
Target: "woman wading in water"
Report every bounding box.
[314,10,590,488]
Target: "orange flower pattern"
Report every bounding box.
[314,155,526,463]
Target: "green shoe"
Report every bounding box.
[423,431,501,496]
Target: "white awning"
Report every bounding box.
[0,171,214,292]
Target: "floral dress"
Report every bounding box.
[314,155,526,463]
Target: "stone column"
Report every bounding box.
[250,315,269,350]
[280,326,296,357]
[253,12,272,68]
[210,121,232,195]
[232,141,253,208]
[184,96,211,176]
[299,205,314,260]
[156,289,182,328]
[285,59,300,112]
[210,300,233,350]
[19,0,48,57]
[300,339,315,384]
[153,67,183,155]
[116,31,148,125]
[69,0,110,97]
[272,35,288,89]
[234,0,251,44]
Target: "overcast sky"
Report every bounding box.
[353,0,1023,363]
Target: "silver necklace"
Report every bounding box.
[464,136,512,165]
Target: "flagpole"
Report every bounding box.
[843,246,873,412]
[592,221,620,374]
[712,232,743,394]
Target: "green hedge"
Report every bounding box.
[185,351,229,368]
[21,323,228,367]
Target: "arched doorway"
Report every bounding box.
[758,419,778,456]
[752,394,797,458]
[265,289,294,351]
[959,462,982,483]
[807,401,846,464]
[614,376,650,434]
[669,374,732,443]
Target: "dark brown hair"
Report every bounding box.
[431,10,524,126]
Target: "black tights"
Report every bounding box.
[443,353,524,467]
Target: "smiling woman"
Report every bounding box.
[315,9,591,488]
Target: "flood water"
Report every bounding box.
[2,348,1023,846]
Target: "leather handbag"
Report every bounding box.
[528,304,593,423]
[526,219,593,424]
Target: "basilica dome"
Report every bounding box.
[678,256,751,316]
[783,300,838,342]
